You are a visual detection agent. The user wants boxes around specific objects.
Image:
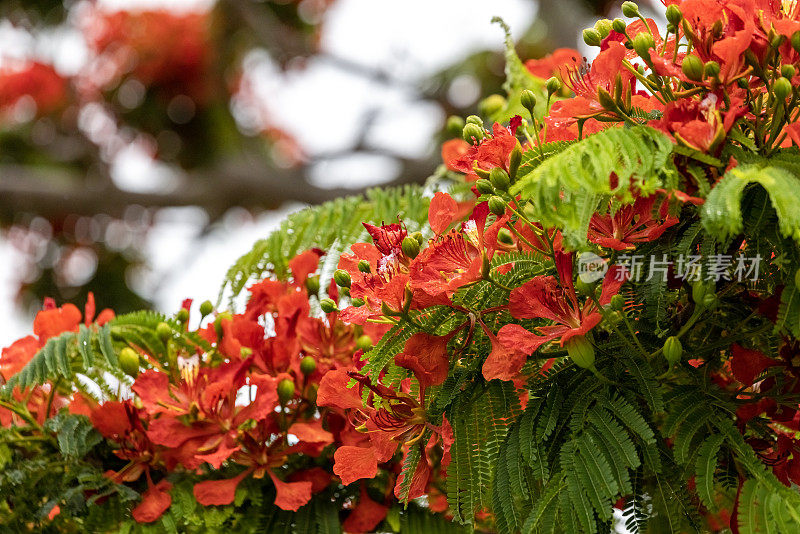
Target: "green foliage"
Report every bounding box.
[702,163,800,244]
[510,126,675,249]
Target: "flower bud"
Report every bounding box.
[594,19,613,39]
[692,281,710,304]
[666,5,682,26]
[782,64,796,79]
[795,268,800,288]
[546,76,562,96]
[358,259,371,273]
[508,143,523,179]
[465,115,483,126]
[666,23,677,34]
[199,300,214,317]
[663,336,682,366]
[633,32,655,57]
[476,179,494,195]
[793,31,800,54]
[351,297,365,307]
[583,28,602,47]
[401,236,420,259]
[214,311,232,340]
[610,294,626,311]
[176,308,189,324]
[411,231,424,245]
[497,228,515,245]
[300,356,317,376]
[305,276,321,295]
[612,18,627,33]
[704,61,720,79]
[520,90,537,114]
[702,293,718,310]
[119,347,140,377]
[771,33,786,48]
[489,167,511,191]
[774,77,792,101]
[621,1,639,18]
[446,115,465,136]
[463,123,485,143]
[320,298,338,313]
[334,269,352,288]
[681,54,705,81]
[575,278,596,297]
[566,336,596,369]
[488,196,506,216]
[356,334,373,352]
[479,94,506,116]
[156,322,172,342]
[597,87,617,110]
[278,379,295,404]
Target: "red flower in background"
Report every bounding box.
[450,122,519,178]
[0,61,67,118]
[525,48,581,79]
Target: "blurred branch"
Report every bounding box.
[0,152,435,221]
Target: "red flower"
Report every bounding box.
[394,332,453,389]
[0,61,67,117]
[525,48,581,79]
[730,344,779,385]
[451,122,519,178]
[342,485,389,533]
[193,470,251,506]
[132,479,172,523]
[428,192,458,235]
[498,252,625,354]
[588,194,678,251]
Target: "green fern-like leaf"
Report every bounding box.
[702,163,800,244]
[510,126,674,249]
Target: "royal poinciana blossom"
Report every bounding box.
[4,1,800,532]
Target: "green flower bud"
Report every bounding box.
[594,19,613,39]
[666,5,682,26]
[411,231,424,245]
[358,259,371,273]
[663,336,683,366]
[479,94,506,117]
[199,300,214,317]
[792,31,800,54]
[633,32,655,57]
[320,298,338,313]
[774,77,792,101]
[583,28,602,47]
[334,269,352,288]
[156,322,172,342]
[300,356,317,376]
[119,347,140,377]
[401,236,420,259]
[305,276,321,295]
[489,167,511,191]
[476,179,494,195]
[771,34,786,49]
[622,1,639,18]
[546,76,562,96]
[356,334,373,352]
[597,87,617,110]
[463,123,485,144]
[465,115,483,126]
[446,115,465,136]
[351,297,365,307]
[277,378,295,404]
[176,308,189,323]
[702,292,718,310]
[794,268,800,288]
[488,196,506,216]
[520,90,537,114]
[610,294,626,311]
[566,336,596,369]
[737,78,749,89]
[681,54,705,81]
[666,23,677,34]
[704,60,720,79]
[612,18,627,34]
[214,311,232,340]
[497,228,515,245]
[508,143,523,179]
[782,64,796,79]
[692,281,709,304]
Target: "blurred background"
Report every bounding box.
[0,0,662,345]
